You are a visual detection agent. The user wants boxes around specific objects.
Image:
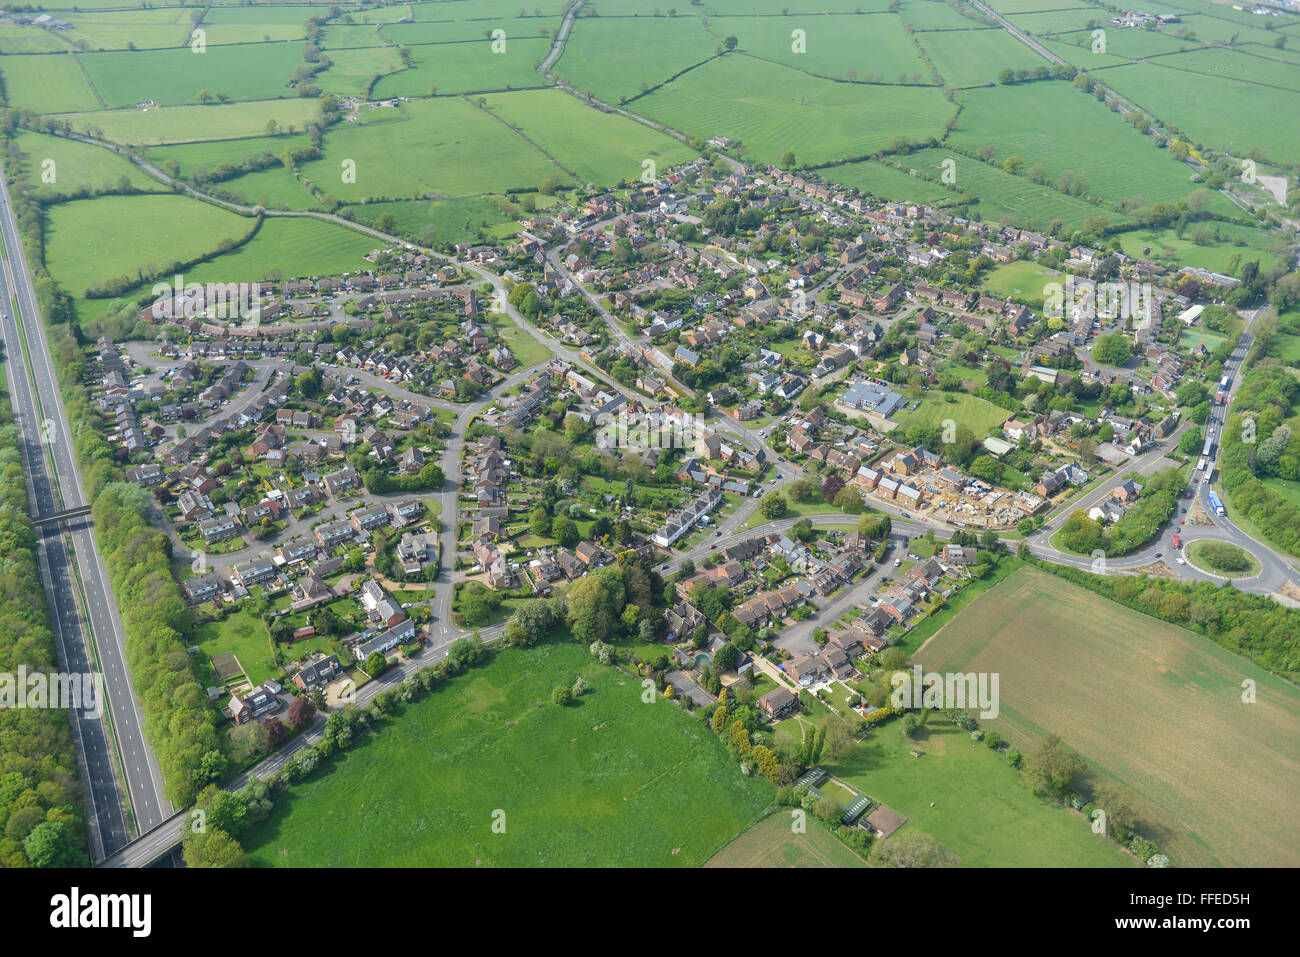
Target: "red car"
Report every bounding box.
[1185,490,1193,499]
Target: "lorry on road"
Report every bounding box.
[1207,490,1225,516]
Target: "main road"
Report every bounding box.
[0,162,171,857]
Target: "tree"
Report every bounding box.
[365,650,388,675]
[1178,428,1204,455]
[551,514,579,547]
[1092,333,1132,367]
[869,830,960,867]
[529,505,552,537]
[759,492,788,519]
[263,716,287,746]
[1024,734,1086,797]
[285,696,316,730]
[566,567,626,643]
[552,684,573,706]
[23,822,85,868]
[1094,781,1141,837]
[182,827,249,868]
[722,35,738,50]
[714,642,740,671]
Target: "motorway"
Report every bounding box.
[0,163,171,858]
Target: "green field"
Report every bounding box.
[916,25,1049,86]
[481,89,695,186]
[554,13,719,103]
[704,809,869,867]
[1090,60,1300,165]
[219,166,320,209]
[947,81,1234,213]
[243,641,772,866]
[315,45,406,96]
[0,24,68,53]
[894,391,1013,436]
[635,53,953,165]
[826,158,957,204]
[14,129,164,199]
[45,193,255,297]
[915,565,1300,867]
[982,259,1064,301]
[381,16,563,46]
[298,98,565,201]
[193,605,278,689]
[0,52,101,113]
[343,195,524,245]
[898,148,1122,230]
[65,99,324,146]
[181,216,376,284]
[370,36,551,98]
[145,134,311,175]
[56,8,195,50]
[1115,224,1282,273]
[827,712,1133,866]
[80,43,303,108]
[721,12,930,83]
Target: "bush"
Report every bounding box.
[552,684,573,706]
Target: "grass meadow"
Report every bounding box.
[634,53,953,165]
[0,53,101,113]
[554,13,719,103]
[243,641,772,866]
[894,391,1013,436]
[15,129,164,199]
[298,98,564,201]
[915,565,1300,867]
[65,99,324,146]
[947,81,1236,214]
[481,89,695,186]
[45,193,254,296]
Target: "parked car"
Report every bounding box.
[1176,557,1186,565]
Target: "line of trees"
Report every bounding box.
[0,391,88,867]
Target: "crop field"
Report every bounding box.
[893,391,1013,436]
[553,14,720,103]
[898,148,1122,230]
[481,90,695,187]
[915,565,1300,868]
[79,43,303,108]
[242,641,772,866]
[0,53,102,113]
[916,25,1048,86]
[716,13,931,83]
[370,36,551,98]
[1091,61,1300,164]
[14,130,165,199]
[298,98,564,201]
[704,810,869,867]
[947,82,1233,213]
[65,99,324,146]
[44,194,255,297]
[635,54,953,165]
[181,216,376,284]
[408,0,570,18]
[827,712,1133,866]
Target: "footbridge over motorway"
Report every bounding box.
[31,503,93,526]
